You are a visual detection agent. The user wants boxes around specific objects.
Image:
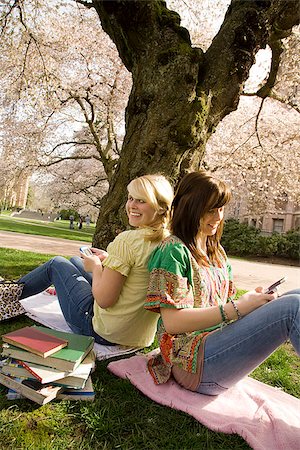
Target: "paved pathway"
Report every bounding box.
[0,230,299,292]
[0,230,88,259]
[229,258,299,292]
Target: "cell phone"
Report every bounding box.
[264,277,286,294]
[80,246,93,256]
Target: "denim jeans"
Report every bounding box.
[19,256,114,345]
[197,289,300,395]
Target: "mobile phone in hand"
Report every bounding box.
[80,246,93,256]
[264,277,286,294]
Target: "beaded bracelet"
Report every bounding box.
[219,304,230,323]
[230,299,242,320]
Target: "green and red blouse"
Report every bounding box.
[145,235,236,384]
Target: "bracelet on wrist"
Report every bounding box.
[219,304,230,323]
[230,299,242,320]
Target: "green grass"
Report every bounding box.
[0,216,93,242]
[0,248,56,280]
[0,248,298,449]
[0,210,12,216]
[251,344,300,397]
[0,362,251,450]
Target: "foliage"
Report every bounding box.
[256,234,279,257]
[0,0,299,247]
[206,95,300,216]
[222,219,300,260]
[0,0,129,214]
[59,209,80,221]
[221,219,261,256]
[282,230,300,260]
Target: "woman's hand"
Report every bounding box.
[235,287,277,317]
[90,248,108,261]
[81,253,102,273]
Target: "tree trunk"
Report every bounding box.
[91,0,299,248]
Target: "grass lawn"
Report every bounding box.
[0,215,93,242]
[0,248,299,449]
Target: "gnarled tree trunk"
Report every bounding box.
[90,0,299,248]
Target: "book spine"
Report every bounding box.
[16,360,42,382]
[0,373,62,405]
[0,373,44,405]
[2,347,75,372]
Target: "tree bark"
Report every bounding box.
[90,0,299,248]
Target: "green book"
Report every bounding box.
[2,326,94,372]
[1,351,95,387]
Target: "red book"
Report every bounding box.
[16,359,46,383]
[2,326,68,358]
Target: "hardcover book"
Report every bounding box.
[57,376,95,401]
[0,372,63,405]
[51,351,95,389]
[2,327,94,371]
[6,376,95,402]
[2,326,68,358]
[1,351,95,388]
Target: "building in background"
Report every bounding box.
[227,195,300,234]
[0,173,30,210]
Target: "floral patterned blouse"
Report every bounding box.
[145,235,236,385]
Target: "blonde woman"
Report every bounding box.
[20,175,173,347]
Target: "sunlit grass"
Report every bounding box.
[251,343,300,397]
[0,216,93,242]
[0,248,54,280]
[0,249,298,449]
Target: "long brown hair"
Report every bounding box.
[171,170,231,264]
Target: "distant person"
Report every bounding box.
[19,175,174,348]
[85,215,91,228]
[78,216,83,230]
[69,214,74,230]
[145,170,300,395]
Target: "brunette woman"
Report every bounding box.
[145,170,299,395]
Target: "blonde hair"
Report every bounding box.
[127,174,173,242]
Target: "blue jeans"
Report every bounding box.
[19,256,115,345]
[70,256,93,285]
[197,289,300,395]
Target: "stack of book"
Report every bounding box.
[0,325,96,405]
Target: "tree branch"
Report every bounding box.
[43,140,95,157]
[0,0,18,36]
[71,94,115,179]
[75,0,94,9]
[254,97,265,150]
[201,0,300,128]
[243,90,300,114]
[255,39,282,98]
[91,0,192,72]
[39,154,101,168]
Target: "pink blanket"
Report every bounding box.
[108,354,300,450]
